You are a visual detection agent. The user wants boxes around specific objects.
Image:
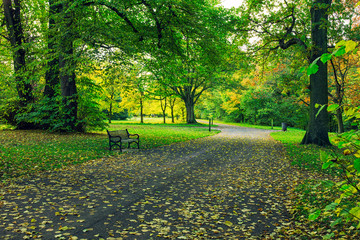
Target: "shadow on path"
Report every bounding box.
[1,124,303,239]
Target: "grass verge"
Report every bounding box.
[0,120,219,181]
[271,128,360,238]
[215,120,283,131]
[271,128,341,174]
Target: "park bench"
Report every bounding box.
[106,129,140,152]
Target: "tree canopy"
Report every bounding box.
[0,0,359,147]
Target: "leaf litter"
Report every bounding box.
[1,124,308,239]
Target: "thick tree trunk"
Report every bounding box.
[184,100,197,124]
[301,0,331,146]
[3,0,33,106]
[59,2,78,131]
[44,0,60,99]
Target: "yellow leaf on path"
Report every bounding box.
[344,149,351,155]
[224,221,233,227]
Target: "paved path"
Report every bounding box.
[1,124,300,239]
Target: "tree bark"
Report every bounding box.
[169,98,176,123]
[59,2,78,131]
[301,0,331,146]
[108,101,112,124]
[336,108,344,133]
[160,97,167,124]
[44,0,60,99]
[184,99,196,124]
[140,95,144,124]
[3,0,33,106]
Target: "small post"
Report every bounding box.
[209,119,211,132]
[271,119,273,129]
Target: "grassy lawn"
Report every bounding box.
[271,128,344,174]
[0,118,219,180]
[214,120,283,130]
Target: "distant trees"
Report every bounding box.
[0,0,237,130]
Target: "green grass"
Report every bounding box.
[214,120,283,130]
[271,128,342,174]
[0,120,219,180]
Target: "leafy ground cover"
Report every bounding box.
[271,129,360,239]
[0,119,218,180]
[0,124,297,239]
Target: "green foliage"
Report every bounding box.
[240,87,308,128]
[273,42,359,235]
[77,76,108,132]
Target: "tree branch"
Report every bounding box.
[141,0,163,48]
[83,1,143,41]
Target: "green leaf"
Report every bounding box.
[320,53,332,63]
[327,104,339,112]
[309,209,321,221]
[325,202,338,211]
[323,233,335,239]
[307,58,320,76]
[349,206,360,219]
[320,151,330,162]
[340,184,350,191]
[333,46,346,57]
[322,161,333,170]
[330,218,342,227]
[354,159,360,172]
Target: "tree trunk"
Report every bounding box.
[108,101,112,124]
[3,0,33,106]
[44,0,60,99]
[169,98,176,123]
[59,2,78,131]
[184,100,197,124]
[160,97,167,124]
[171,106,175,123]
[301,0,331,146]
[140,96,144,124]
[336,107,344,133]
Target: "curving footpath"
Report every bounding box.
[0,124,302,239]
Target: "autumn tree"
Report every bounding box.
[241,0,335,146]
[328,46,360,133]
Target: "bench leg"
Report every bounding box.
[109,141,122,152]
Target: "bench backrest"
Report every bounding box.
[107,129,129,140]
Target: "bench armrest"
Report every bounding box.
[128,134,139,139]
